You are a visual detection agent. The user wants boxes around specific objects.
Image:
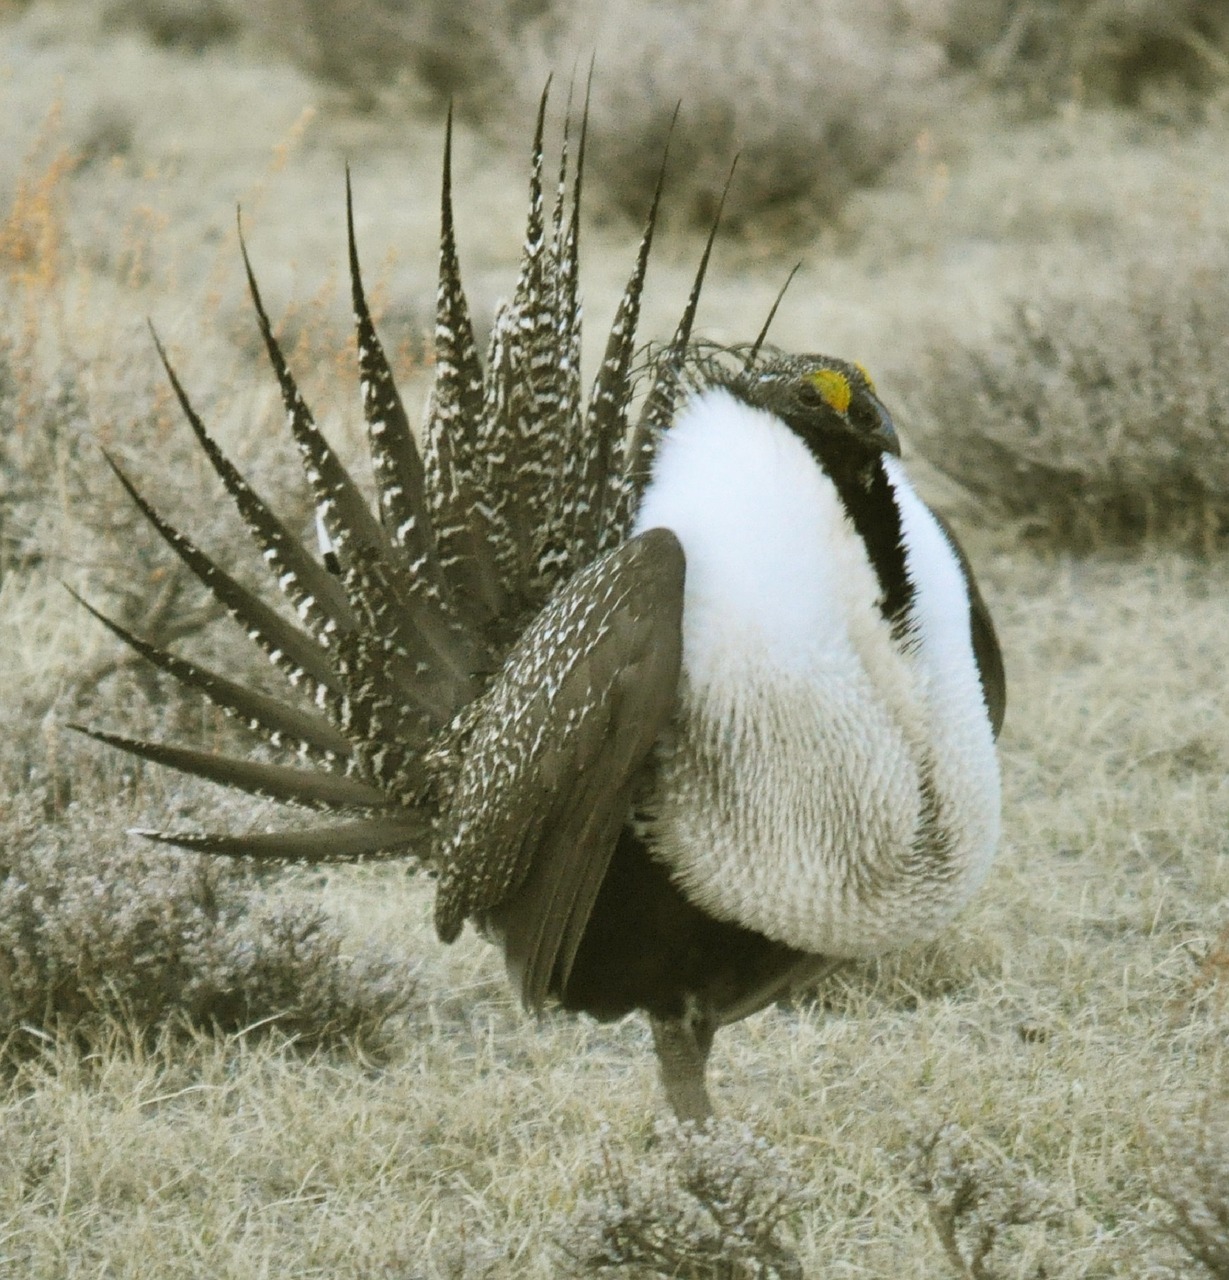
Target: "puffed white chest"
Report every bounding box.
[633,388,1000,957]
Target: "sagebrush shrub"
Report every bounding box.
[511,0,955,228]
[555,1118,802,1278]
[907,1122,1062,1280]
[100,0,242,51]
[225,0,1229,231]
[0,792,419,1060]
[984,0,1229,109]
[903,236,1229,548]
[243,0,544,110]
[1147,1098,1229,1278]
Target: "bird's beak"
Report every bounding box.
[869,396,901,456]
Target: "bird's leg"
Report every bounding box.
[649,998,717,1123]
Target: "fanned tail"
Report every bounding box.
[79,90,695,868]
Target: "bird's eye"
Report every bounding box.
[802,368,851,415]
[848,399,877,432]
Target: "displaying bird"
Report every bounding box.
[75,92,1005,1123]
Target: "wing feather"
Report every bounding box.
[432,528,685,1011]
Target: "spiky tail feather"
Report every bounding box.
[76,87,718,869]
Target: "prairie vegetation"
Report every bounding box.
[2,1,1228,1275]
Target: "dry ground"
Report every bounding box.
[2,3,1228,1276]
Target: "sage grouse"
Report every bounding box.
[78,99,1005,1122]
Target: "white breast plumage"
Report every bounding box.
[633,388,1001,957]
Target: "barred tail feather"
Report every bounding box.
[72,726,387,810]
[476,83,555,604]
[588,125,672,557]
[103,453,341,707]
[535,79,589,588]
[422,106,505,627]
[133,816,428,863]
[344,170,447,610]
[67,589,353,765]
[149,328,357,646]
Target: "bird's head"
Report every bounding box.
[671,344,900,461]
[733,352,900,459]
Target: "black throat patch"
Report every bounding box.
[783,414,916,637]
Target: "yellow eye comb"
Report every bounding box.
[806,367,852,415]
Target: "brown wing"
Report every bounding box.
[433,528,685,1010]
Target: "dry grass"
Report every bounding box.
[3,2,1229,1276]
[6,539,1229,1275]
